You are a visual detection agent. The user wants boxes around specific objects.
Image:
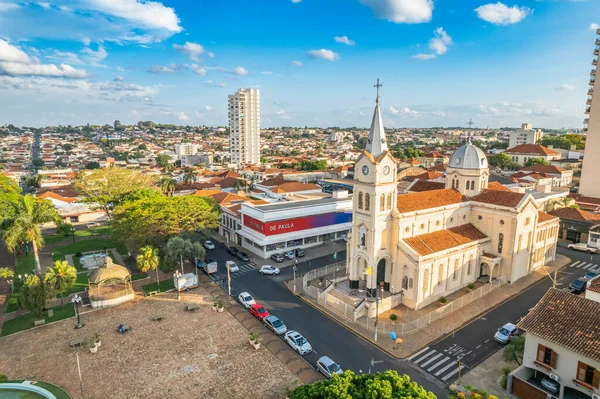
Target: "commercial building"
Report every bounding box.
[579,28,600,198]
[508,123,544,148]
[175,143,198,159]
[229,88,260,165]
[238,193,352,259]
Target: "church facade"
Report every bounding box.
[346,89,560,311]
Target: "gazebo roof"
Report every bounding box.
[88,257,130,284]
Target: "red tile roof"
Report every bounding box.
[405,171,442,182]
[471,189,525,208]
[405,224,487,256]
[487,182,512,192]
[521,165,567,174]
[408,180,446,192]
[272,182,321,193]
[548,207,600,222]
[505,144,559,156]
[397,188,467,213]
[537,211,558,223]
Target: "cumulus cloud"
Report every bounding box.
[412,53,436,60]
[113,75,125,81]
[591,23,599,31]
[85,0,182,33]
[0,2,19,11]
[173,42,205,61]
[178,111,189,121]
[233,66,249,75]
[389,105,418,115]
[429,27,452,55]
[334,36,355,46]
[149,64,177,74]
[207,51,215,58]
[204,105,212,111]
[205,80,227,87]
[307,49,339,62]
[189,64,207,76]
[554,84,575,91]
[291,60,303,67]
[81,44,108,65]
[475,2,532,25]
[359,0,433,24]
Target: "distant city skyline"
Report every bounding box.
[0,0,598,128]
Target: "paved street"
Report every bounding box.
[408,247,597,385]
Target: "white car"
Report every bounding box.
[226,261,239,273]
[86,222,100,229]
[284,330,312,355]
[567,243,599,254]
[204,240,215,250]
[494,322,519,344]
[284,250,295,260]
[238,292,255,308]
[260,265,280,275]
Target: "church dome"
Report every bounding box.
[448,138,488,170]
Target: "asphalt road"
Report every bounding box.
[408,247,599,385]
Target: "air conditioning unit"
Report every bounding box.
[549,374,560,382]
[591,395,599,399]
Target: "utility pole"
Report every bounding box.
[457,360,462,385]
[293,259,297,294]
[227,263,231,296]
[76,352,85,399]
[374,289,379,343]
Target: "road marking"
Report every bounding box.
[427,356,450,372]
[421,353,444,367]
[571,261,582,267]
[442,364,466,381]
[434,361,456,376]
[576,262,585,268]
[484,339,489,343]
[591,267,600,273]
[413,350,437,365]
[475,345,481,349]
[583,263,593,270]
[407,347,430,361]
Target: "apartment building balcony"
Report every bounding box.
[594,46,599,56]
[592,69,597,76]
[583,127,588,132]
[589,87,595,95]
[584,118,589,125]
[585,106,591,114]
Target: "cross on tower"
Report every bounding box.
[374,78,382,103]
[467,118,474,129]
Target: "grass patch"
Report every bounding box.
[43,226,113,246]
[131,273,147,281]
[2,381,71,399]
[141,279,174,295]
[51,238,126,265]
[1,304,75,337]
[5,294,18,313]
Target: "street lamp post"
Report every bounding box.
[127,252,133,272]
[71,293,84,329]
[71,226,76,243]
[293,259,298,294]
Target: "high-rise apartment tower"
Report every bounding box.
[228,88,260,165]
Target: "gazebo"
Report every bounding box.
[88,257,134,309]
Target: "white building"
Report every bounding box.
[509,123,544,148]
[229,88,260,165]
[175,143,199,159]
[504,144,562,166]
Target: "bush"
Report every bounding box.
[0,374,7,382]
[439,296,447,304]
[502,367,511,375]
[467,283,475,289]
[56,223,75,237]
[75,252,82,257]
[389,314,398,321]
[500,374,508,390]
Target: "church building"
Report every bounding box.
[346,83,560,311]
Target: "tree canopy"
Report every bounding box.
[0,175,23,228]
[85,161,101,170]
[488,153,516,170]
[287,370,437,399]
[540,134,584,150]
[18,274,48,318]
[524,157,550,167]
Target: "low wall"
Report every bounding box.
[0,381,58,399]
[90,293,135,309]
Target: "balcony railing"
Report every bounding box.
[585,106,591,114]
[584,118,590,125]
[592,69,597,76]
[594,58,598,67]
[587,98,592,106]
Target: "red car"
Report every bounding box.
[249,304,269,321]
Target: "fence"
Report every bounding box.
[302,264,506,337]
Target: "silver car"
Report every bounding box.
[284,330,312,355]
[316,356,343,379]
[263,315,287,335]
[541,376,560,394]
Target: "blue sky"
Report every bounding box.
[0,0,598,128]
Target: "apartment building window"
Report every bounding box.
[536,344,557,368]
[576,361,600,388]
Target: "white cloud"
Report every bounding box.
[113,75,124,81]
[291,0,301,3]
[260,71,273,75]
[307,49,339,62]
[204,105,212,111]
[554,84,575,91]
[412,53,436,60]
[291,60,303,67]
[359,0,433,24]
[233,66,249,75]
[177,112,189,121]
[389,105,418,115]
[207,51,215,58]
[149,64,177,74]
[205,80,227,87]
[47,50,82,65]
[429,27,452,55]
[0,39,31,64]
[334,36,355,46]
[0,2,20,11]
[37,2,51,9]
[81,45,108,65]
[591,23,599,31]
[475,2,532,25]
[189,64,207,76]
[173,42,205,61]
[81,37,92,46]
[85,0,182,33]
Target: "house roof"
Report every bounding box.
[570,194,600,206]
[193,189,223,197]
[487,182,512,192]
[589,278,600,294]
[272,182,321,193]
[261,176,286,187]
[471,188,525,208]
[505,144,560,156]
[37,184,80,198]
[548,207,600,222]
[404,223,487,256]
[517,288,600,362]
[405,171,442,182]
[37,191,78,203]
[538,211,558,223]
[397,189,467,213]
[521,164,567,174]
[408,180,446,193]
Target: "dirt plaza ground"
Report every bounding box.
[0,289,298,399]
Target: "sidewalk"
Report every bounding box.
[289,254,571,359]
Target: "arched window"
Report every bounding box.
[402,265,409,289]
[422,269,429,292]
[498,233,504,253]
[517,234,522,252]
[453,259,459,280]
[451,179,455,189]
[365,194,370,211]
[359,226,367,247]
[456,180,459,189]
[380,194,385,211]
[409,278,414,289]
[467,255,473,275]
[358,192,363,209]
[471,180,475,190]
[386,193,392,210]
[438,264,444,285]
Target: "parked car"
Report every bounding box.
[260,265,280,275]
[295,248,305,258]
[584,271,599,281]
[236,251,250,262]
[226,261,239,273]
[249,304,269,321]
[567,243,599,254]
[569,277,587,294]
[494,323,518,344]
[228,246,239,256]
[204,240,215,250]
[263,315,287,335]
[541,376,560,394]
[284,250,295,260]
[86,222,100,228]
[270,253,284,263]
[238,292,255,308]
[284,330,312,355]
[316,356,343,379]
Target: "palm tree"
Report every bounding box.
[182,168,195,185]
[503,336,525,365]
[44,260,77,309]
[137,246,160,292]
[3,195,59,276]
[0,267,14,292]
[339,153,346,167]
[159,178,177,196]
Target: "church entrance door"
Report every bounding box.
[376,259,389,291]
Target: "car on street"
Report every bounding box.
[540,376,560,394]
[228,246,239,256]
[226,261,239,273]
[569,277,587,294]
[584,271,598,281]
[284,330,312,355]
[316,356,343,379]
[236,251,250,262]
[567,243,599,254]
[295,248,305,258]
[284,250,295,260]
[249,304,269,321]
[263,315,287,335]
[238,292,255,308]
[270,253,284,263]
[260,265,280,275]
[494,323,518,344]
[204,240,215,250]
[86,222,100,228]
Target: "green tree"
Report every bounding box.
[182,168,195,185]
[287,370,436,399]
[85,161,101,170]
[17,274,47,318]
[44,260,77,309]
[138,143,148,151]
[3,195,59,276]
[32,159,44,168]
[489,153,513,169]
[503,336,525,365]
[136,246,161,292]
[63,143,73,152]
[155,154,172,171]
[25,175,43,189]
[524,157,550,167]
[159,177,177,196]
[0,176,23,227]
[55,222,75,237]
[163,237,205,272]
[0,267,14,291]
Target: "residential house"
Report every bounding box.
[549,207,600,244]
[505,144,561,166]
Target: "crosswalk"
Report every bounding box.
[208,263,256,285]
[408,345,467,383]
[569,260,600,272]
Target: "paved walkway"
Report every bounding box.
[452,349,518,399]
